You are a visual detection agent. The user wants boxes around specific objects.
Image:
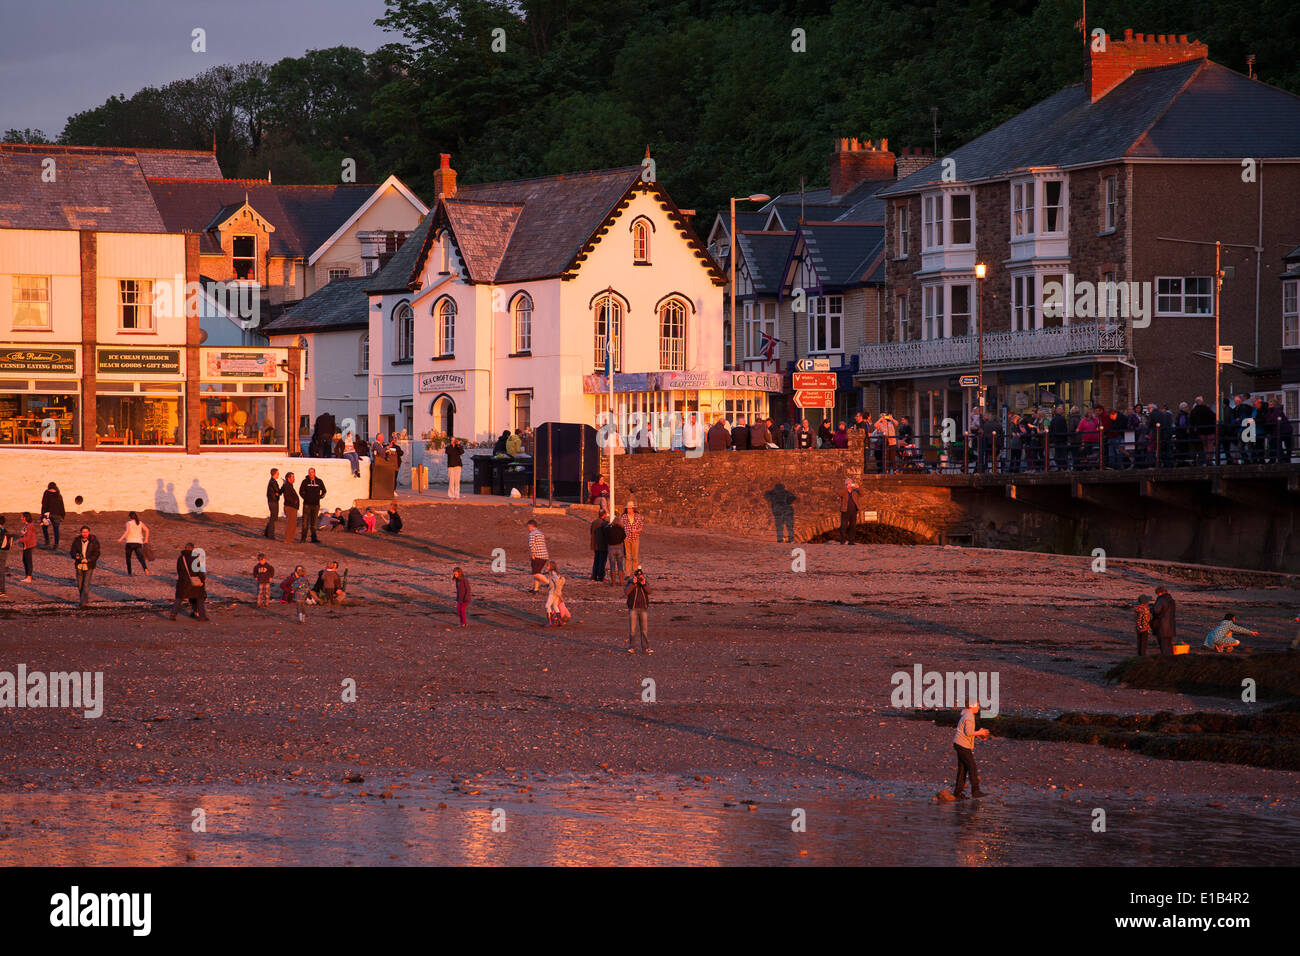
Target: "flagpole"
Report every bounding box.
[606,287,616,517]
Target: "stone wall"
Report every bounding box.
[0,450,368,518]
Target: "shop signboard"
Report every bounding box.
[97,347,182,376]
[0,346,77,376]
[418,370,467,393]
[201,349,287,382]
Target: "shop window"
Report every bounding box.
[96,393,182,446]
[199,382,286,445]
[0,393,78,445]
[12,276,50,329]
[118,280,154,332]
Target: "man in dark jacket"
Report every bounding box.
[590,510,610,582]
[264,467,282,539]
[1149,586,1177,655]
[1189,396,1215,464]
[69,525,101,607]
[171,542,208,621]
[1049,405,1069,471]
[730,416,750,450]
[749,417,771,449]
[795,419,814,449]
[298,468,327,543]
[706,419,730,452]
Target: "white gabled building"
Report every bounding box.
[367,153,779,449]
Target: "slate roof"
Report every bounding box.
[442,200,523,282]
[0,145,168,232]
[146,179,376,257]
[736,231,795,296]
[365,211,435,295]
[791,222,885,290]
[261,276,371,335]
[880,59,1300,197]
[132,148,223,179]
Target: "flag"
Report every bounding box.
[759,330,778,361]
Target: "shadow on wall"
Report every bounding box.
[185,478,209,514]
[763,482,797,543]
[155,479,179,515]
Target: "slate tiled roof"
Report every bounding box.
[0,146,168,232]
[442,200,523,282]
[365,211,434,295]
[880,60,1300,197]
[794,222,885,290]
[260,276,371,335]
[132,148,223,179]
[452,166,644,282]
[736,231,795,296]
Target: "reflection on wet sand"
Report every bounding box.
[3,776,1296,866]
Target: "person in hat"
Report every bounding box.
[622,501,645,571]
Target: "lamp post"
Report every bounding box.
[975,262,987,410]
[729,193,771,370]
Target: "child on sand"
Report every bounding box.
[453,566,471,626]
[544,561,569,626]
[1134,594,1152,656]
[290,565,311,623]
[252,554,275,607]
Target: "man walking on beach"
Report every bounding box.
[171,542,209,621]
[624,567,652,654]
[590,509,610,582]
[299,468,327,543]
[69,525,101,607]
[526,519,549,592]
[1150,586,1177,655]
[264,468,282,539]
[953,700,989,799]
[281,472,299,544]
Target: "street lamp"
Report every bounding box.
[729,193,771,370]
[975,262,987,409]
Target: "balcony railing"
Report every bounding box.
[858,323,1127,373]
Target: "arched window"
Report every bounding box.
[395,302,414,361]
[297,336,309,379]
[512,293,532,354]
[437,297,456,356]
[632,218,651,263]
[359,332,369,373]
[659,299,686,370]
[594,294,622,372]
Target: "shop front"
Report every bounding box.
[585,370,784,449]
[95,347,185,448]
[0,345,81,446]
[199,348,289,448]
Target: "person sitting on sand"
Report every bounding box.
[363,507,378,533]
[1204,612,1258,653]
[320,507,346,531]
[381,503,403,534]
[345,506,366,533]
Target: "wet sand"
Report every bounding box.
[1,503,1297,863]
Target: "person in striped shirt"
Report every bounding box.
[526,520,549,593]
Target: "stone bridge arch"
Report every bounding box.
[799,508,940,544]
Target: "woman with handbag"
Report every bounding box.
[117,511,151,576]
[170,542,209,621]
[19,512,38,582]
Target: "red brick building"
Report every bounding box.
[866,30,1300,437]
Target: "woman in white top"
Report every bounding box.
[117,511,151,576]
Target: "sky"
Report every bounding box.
[0,0,395,137]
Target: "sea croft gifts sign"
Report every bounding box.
[419,370,467,393]
[582,370,784,393]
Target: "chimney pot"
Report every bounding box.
[1179,34,1188,43]
[1124,28,1133,40]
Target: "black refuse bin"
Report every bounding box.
[470,454,495,495]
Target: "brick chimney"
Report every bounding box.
[1086,30,1208,103]
[433,153,457,200]
[829,138,896,200]
[895,146,935,181]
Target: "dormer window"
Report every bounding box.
[232,236,256,280]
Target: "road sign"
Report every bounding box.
[793,371,836,390]
[813,357,830,371]
[1217,345,1234,364]
[795,358,813,371]
[794,388,835,408]
[958,374,980,387]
